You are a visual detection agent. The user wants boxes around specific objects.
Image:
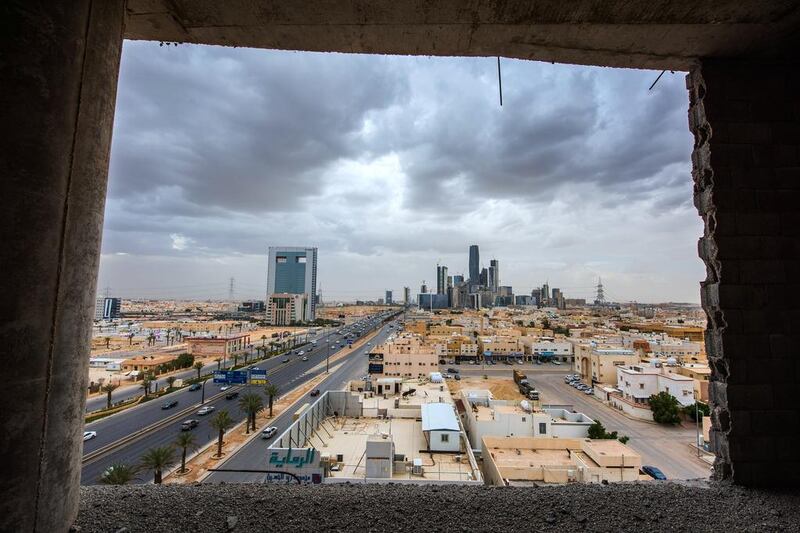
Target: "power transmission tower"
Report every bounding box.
[595,278,606,306]
[228,277,235,301]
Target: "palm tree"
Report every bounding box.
[100,463,138,485]
[210,410,233,458]
[194,361,204,379]
[101,382,118,410]
[104,336,111,349]
[128,332,134,345]
[174,432,197,474]
[141,377,152,398]
[264,383,279,417]
[232,353,239,368]
[215,358,222,371]
[166,376,176,390]
[261,335,267,346]
[238,393,264,433]
[139,446,176,484]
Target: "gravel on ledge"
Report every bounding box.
[75,480,800,532]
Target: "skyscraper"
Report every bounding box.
[403,286,411,305]
[489,259,500,293]
[436,265,448,294]
[468,245,480,284]
[385,290,393,305]
[266,246,318,322]
[479,267,488,287]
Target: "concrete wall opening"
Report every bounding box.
[4,2,799,531]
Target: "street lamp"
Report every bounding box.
[201,378,207,405]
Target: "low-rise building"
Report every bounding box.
[267,382,482,484]
[520,338,573,363]
[121,354,179,375]
[460,390,594,449]
[481,436,641,486]
[611,363,696,420]
[573,344,640,386]
[185,333,250,359]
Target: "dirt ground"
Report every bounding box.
[447,376,525,400]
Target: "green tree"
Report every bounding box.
[194,361,204,379]
[166,376,176,390]
[683,401,710,422]
[104,336,111,349]
[215,358,222,371]
[261,335,267,346]
[264,383,279,417]
[238,393,264,433]
[139,446,176,484]
[174,432,197,474]
[587,420,619,440]
[541,317,551,330]
[210,410,233,457]
[232,353,239,368]
[101,382,118,410]
[649,391,681,424]
[618,435,630,444]
[141,377,152,399]
[100,463,138,485]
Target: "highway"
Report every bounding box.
[81,313,396,484]
[456,367,712,480]
[85,328,329,412]
[204,323,397,483]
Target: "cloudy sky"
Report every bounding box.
[97,40,703,303]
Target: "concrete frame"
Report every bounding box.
[2,1,799,530]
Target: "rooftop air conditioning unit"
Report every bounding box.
[412,459,424,476]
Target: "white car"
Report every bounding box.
[83,431,97,441]
[261,426,278,439]
[219,385,230,391]
[298,351,305,355]
[197,406,215,416]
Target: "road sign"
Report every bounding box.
[250,368,267,385]
[213,370,249,384]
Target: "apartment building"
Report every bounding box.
[519,338,573,363]
[374,333,442,378]
[478,335,522,360]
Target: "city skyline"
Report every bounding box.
[96,42,703,304]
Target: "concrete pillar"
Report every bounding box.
[0,2,124,530]
[688,60,800,486]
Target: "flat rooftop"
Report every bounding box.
[362,379,454,410]
[310,417,478,482]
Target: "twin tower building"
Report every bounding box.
[266,246,318,325]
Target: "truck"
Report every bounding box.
[513,369,527,386]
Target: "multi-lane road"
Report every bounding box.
[457,366,712,480]
[205,324,397,483]
[85,330,327,412]
[81,314,397,484]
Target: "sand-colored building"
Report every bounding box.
[121,354,179,375]
[185,333,250,359]
[481,436,641,486]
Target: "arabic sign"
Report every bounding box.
[250,368,267,385]
[269,448,316,468]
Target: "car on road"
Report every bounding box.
[310,389,321,397]
[261,426,278,439]
[180,419,199,431]
[83,431,97,441]
[298,351,305,355]
[188,383,202,391]
[161,399,178,410]
[219,385,231,391]
[225,391,239,400]
[502,360,513,365]
[552,360,562,365]
[301,356,308,361]
[446,367,459,374]
[454,375,461,381]
[197,406,215,416]
[584,388,594,395]
[282,357,289,363]
[642,465,667,480]
[516,359,524,365]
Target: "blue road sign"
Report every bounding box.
[250,368,267,385]
[213,370,249,384]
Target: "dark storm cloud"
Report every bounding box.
[100,44,703,302]
[109,43,408,213]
